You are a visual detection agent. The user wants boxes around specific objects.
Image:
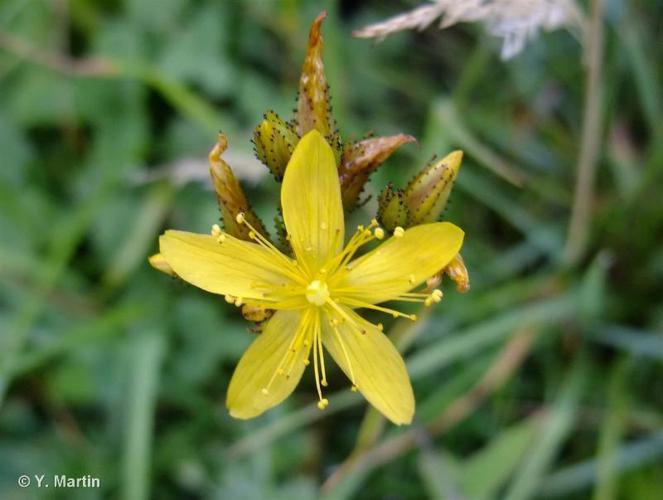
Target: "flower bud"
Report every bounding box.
[295,11,343,164]
[405,150,463,225]
[340,134,416,209]
[209,133,268,241]
[252,110,299,181]
[377,183,409,231]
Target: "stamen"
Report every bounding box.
[312,313,325,407]
[262,310,312,396]
[318,330,328,387]
[325,224,377,275]
[339,297,417,321]
[234,210,307,285]
[329,315,356,387]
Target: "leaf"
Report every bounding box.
[502,356,587,500]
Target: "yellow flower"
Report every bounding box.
[155,130,464,425]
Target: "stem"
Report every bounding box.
[563,0,605,265]
[322,328,537,495]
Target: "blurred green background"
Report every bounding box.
[1,0,662,498]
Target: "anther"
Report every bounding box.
[217,233,227,243]
[317,398,329,410]
[225,295,235,303]
[321,380,328,387]
[377,323,384,332]
[211,224,221,237]
[351,385,358,392]
[394,227,405,238]
[236,212,245,224]
[235,297,244,307]
[374,227,385,240]
[303,359,310,366]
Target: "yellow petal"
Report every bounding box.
[338,222,464,304]
[321,306,414,425]
[281,130,344,275]
[159,230,299,302]
[148,253,175,276]
[227,310,311,419]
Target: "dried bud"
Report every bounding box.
[148,253,175,277]
[241,303,274,323]
[405,150,462,225]
[252,110,300,181]
[340,134,416,209]
[444,253,470,293]
[423,253,469,294]
[377,183,409,231]
[209,133,268,241]
[296,11,342,162]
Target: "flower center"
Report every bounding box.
[306,280,329,306]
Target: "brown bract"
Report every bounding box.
[209,134,268,241]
